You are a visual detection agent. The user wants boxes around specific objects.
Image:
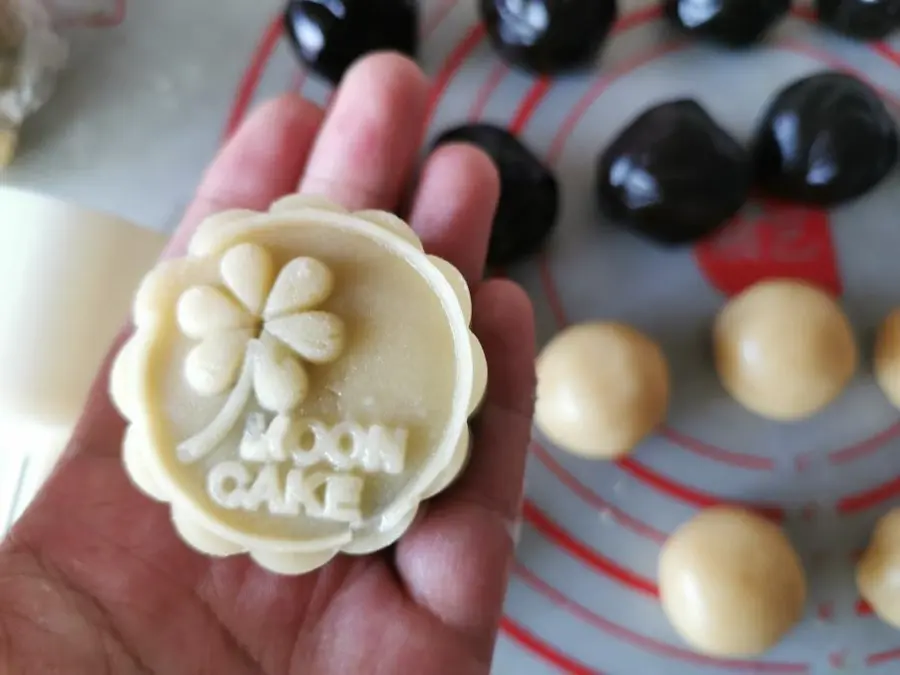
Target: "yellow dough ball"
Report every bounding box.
[857,508,900,629]
[659,506,807,657]
[875,309,900,410]
[713,279,857,421]
[535,321,669,459]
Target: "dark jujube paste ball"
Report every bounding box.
[596,99,751,245]
[433,124,559,267]
[284,0,418,85]
[753,72,899,206]
[479,0,618,74]
[664,0,791,47]
[815,0,900,41]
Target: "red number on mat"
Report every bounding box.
[694,203,842,297]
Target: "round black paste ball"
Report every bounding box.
[753,72,899,206]
[596,99,751,245]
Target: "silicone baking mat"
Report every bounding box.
[228,1,900,672]
[53,0,900,672]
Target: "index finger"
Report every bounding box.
[170,94,324,255]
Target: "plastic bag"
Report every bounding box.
[0,0,68,164]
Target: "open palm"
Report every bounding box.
[0,54,536,674]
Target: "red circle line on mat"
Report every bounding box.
[531,443,668,544]
[522,501,660,598]
[426,4,663,128]
[849,595,900,664]
[537,252,785,517]
[224,14,284,140]
[867,647,900,666]
[829,421,900,465]
[469,62,509,120]
[838,475,900,515]
[228,0,462,140]
[500,617,606,675]
[513,564,811,674]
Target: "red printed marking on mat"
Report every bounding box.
[515,565,811,673]
[509,77,552,134]
[500,617,606,675]
[872,43,900,69]
[694,203,841,298]
[867,647,900,666]
[227,1,461,138]
[469,63,509,120]
[828,651,847,668]
[660,426,775,470]
[829,422,900,465]
[531,443,669,544]
[538,254,780,474]
[694,35,900,301]
[838,476,900,514]
[616,458,785,521]
[426,23,488,126]
[856,599,873,616]
[522,501,660,597]
[224,14,284,140]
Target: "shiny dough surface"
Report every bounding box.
[659,506,807,657]
[535,321,669,459]
[714,279,857,421]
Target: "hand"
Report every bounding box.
[0,54,536,675]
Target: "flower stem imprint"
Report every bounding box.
[177,340,264,464]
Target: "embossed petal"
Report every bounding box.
[266,311,346,364]
[263,257,335,320]
[177,286,255,338]
[253,341,309,413]
[184,329,253,395]
[220,243,275,315]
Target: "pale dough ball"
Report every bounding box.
[535,321,669,459]
[857,508,900,629]
[659,506,807,657]
[875,309,900,410]
[713,279,857,421]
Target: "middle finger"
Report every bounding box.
[298,53,430,212]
